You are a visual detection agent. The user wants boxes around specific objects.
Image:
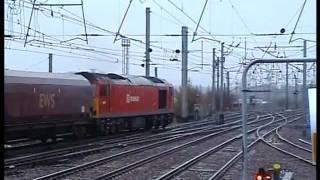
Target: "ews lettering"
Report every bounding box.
[39,93,55,109]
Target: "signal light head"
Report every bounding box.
[255,174,271,180]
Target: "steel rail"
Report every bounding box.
[34,129,229,180]
[241,58,316,180]
[36,114,271,180]
[276,127,312,153]
[94,115,274,180]
[156,112,302,180]
[6,114,249,169]
[32,113,274,180]
[5,135,181,168]
[6,113,247,168]
[209,114,303,180]
[153,114,278,180]
[298,138,312,145]
[33,136,188,180]
[261,139,315,165]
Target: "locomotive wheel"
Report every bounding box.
[73,126,87,139]
[154,119,160,129]
[107,126,112,135]
[145,118,153,130]
[87,125,98,137]
[40,138,48,144]
[108,125,117,134]
[127,121,133,131]
[98,123,107,136]
[115,124,120,133]
[161,119,168,128]
[39,130,54,143]
[50,137,57,143]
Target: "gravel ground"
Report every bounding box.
[174,132,258,180]
[4,145,135,180]
[222,141,316,180]
[7,111,301,180]
[115,130,243,180]
[103,118,267,180]
[5,131,151,158]
[63,135,207,180]
[279,119,312,150]
[175,142,242,180]
[94,113,259,180]
[222,115,316,180]
[4,132,182,179]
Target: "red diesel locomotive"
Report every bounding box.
[5,70,174,142]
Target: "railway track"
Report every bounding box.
[207,113,306,180]
[4,111,248,169]
[208,111,312,180]
[299,138,312,145]
[5,129,151,157]
[167,111,243,131]
[30,112,273,180]
[275,117,313,150]
[91,113,290,180]
[6,110,306,180]
[5,111,241,155]
[168,112,257,135]
[106,111,303,180]
[152,113,297,180]
[261,113,315,165]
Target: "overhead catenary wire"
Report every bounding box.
[192,0,209,41]
[289,0,308,43]
[6,0,314,58]
[6,18,204,64]
[5,0,316,85]
[114,0,133,43]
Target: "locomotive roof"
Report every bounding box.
[5,69,91,86]
[78,72,172,87]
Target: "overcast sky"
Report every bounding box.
[4,0,316,88]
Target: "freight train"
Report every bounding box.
[5,70,174,142]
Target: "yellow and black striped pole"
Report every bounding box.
[312,133,317,165]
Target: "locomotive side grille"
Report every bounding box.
[158,90,167,109]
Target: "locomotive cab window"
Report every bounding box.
[158,90,167,109]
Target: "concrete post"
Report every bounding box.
[155,67,158,77]
[285,62,289,109]
[211,48,216,115]
[181,26,188,121]
[49,53,52,73]
[303,40,310,138]
[145,7,151,77]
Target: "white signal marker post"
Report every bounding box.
[308,87,317,164]
[241,58,316,180]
